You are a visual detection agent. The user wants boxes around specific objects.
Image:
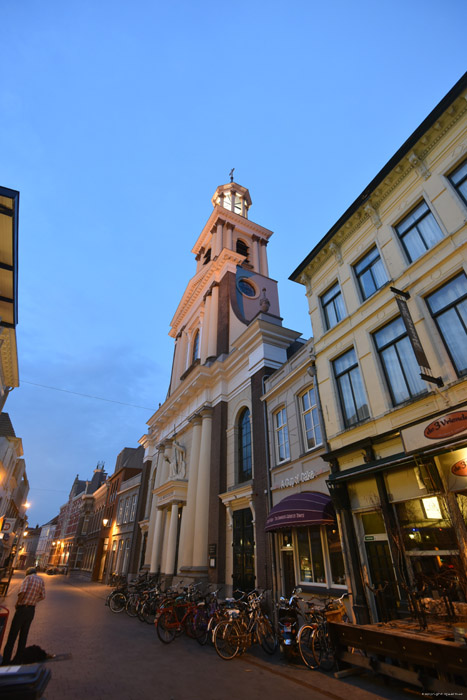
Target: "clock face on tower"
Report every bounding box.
[238,279,256,297]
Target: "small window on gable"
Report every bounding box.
[203,248,211,265]
[192,330,200,364]
[236,239,249,262]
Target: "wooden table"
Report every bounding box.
[328,619,467,693]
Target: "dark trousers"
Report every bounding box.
[2,605,35,664]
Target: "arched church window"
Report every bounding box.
[238,408,252,483]
[236,239,249,261]
[192,330,200,364]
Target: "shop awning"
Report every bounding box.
[265,491,335,532]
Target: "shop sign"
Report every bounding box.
[1,518,16,533]
[280,470,316,489]
[424,412,467,440]
[401,408,467,453]
[451,459,467,477]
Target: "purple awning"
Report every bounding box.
[265,491,335,532]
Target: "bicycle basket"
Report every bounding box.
[324,605,346,623]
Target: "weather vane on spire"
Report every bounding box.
[229,168,235,182]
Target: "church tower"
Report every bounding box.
[168,178,281,395]
[141,178,301,592]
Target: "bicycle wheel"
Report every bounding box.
[125,594,138,617]
[141,600,157,625]
[213,620,241,660]
[312,626,335,671]
[298,625,320,669]
[257,616,277,655]
[157,610,177,644]
[183,609,197,638]
[194,607,210,645]
[108,592,127,613]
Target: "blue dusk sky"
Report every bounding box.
[1,1,466,526]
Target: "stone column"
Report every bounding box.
[251,235,260,272]
[217,220,224,255]
[259,240,269,277]
[192,408,213,568]
[165,503,180,576]
[201,293,211,364]
[150,507,164,574]
[226,223,234,251]
[207,284,219,359]
[178,415,202,569]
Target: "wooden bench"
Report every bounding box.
[328,621,467,694]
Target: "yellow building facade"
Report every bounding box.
[292,74,467,622]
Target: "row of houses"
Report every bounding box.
[0,183,30,577]
[16,73,467,625]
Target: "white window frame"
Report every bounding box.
[274,407,290,463]
[298,387,322,451]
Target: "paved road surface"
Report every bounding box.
[1,572,415,700]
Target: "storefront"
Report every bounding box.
[266,490,347,598]
[327,406,467,623]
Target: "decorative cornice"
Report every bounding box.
[170,249,243,336]
[291,79,467,282]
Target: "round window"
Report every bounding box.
[238,279,256,297]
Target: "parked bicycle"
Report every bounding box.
[213,589,277,660]
[156,582,203,644]
[297,592,348,671]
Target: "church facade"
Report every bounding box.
[140,180,302,593]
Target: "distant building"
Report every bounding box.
[291,73,467,623]
[50,465,107,571]
[92,447,144,582]
[15,525,41,570]
[0,414,29,567]
[35,516,58,570]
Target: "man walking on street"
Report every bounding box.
[2,567,45,665]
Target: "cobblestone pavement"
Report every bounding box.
[1,572,414,700]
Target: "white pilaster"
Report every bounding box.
[150,507,164,574]
[192,408,213,568]
[251,235,260,272]
[200,293,211,363]
[177,415,202,569]
[259,240,269,277]
[207,284,219,359]
[165,503,179,575]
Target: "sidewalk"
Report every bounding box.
[0,572,414,700]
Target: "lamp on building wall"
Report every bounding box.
[103,518,109,527]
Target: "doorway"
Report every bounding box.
[365,539,399,620]
[233,508,255,592]
[281,549,295,597]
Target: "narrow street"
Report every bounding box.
[0,572,417,700]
